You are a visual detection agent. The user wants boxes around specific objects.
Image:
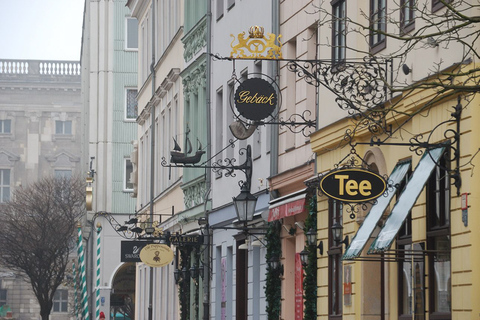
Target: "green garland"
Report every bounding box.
[178,247,192,320]
[265,220,282,320]
[303,195,317,320]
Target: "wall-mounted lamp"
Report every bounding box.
[251,236,264,247]
[306,228,323,255]
[238,239,250,250]
[174,268,181,284]
[190,264,203,280]
[402,64,412,75]
[294,221,305,230]
[267,255,284,276]
[299,248,309,267]
[331,221,349,247]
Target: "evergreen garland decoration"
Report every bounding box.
[303,194,317,320]
[264,220,282,320]
[178,247,192,320]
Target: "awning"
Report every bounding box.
[342,160,411,260]
[368,147,445,254]
[268,189,307,222]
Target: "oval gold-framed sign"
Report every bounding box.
[320,168,387,203]
[139,243,174,268]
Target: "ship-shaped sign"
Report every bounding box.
[170,130,205,164]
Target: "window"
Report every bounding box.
[236,238,248,320]
[126,17,138,50]
[216,0,224,20]
[227,0,235,10]
[0,120,11,134]
[126,88,138,120]
[370,0,386,52]
[0,169,10,203]
[396,166,416,319]
[0,289,6,306]
[426,154,451,319]
[432,0,450,13]
[55,170,72,179]
[332,0,346,63]
[124,158,133,191]
[53,289,68,312]
[328,199,343,318]
[400,0,415,34]
[55,120,72,135]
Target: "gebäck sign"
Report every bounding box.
[320,168,387,203]
[235,78,277,121]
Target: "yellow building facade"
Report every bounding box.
[311,80,480,319]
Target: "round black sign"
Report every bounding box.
[234,78,277,121]
[320,168,387,203]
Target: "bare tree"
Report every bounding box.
[0,176,85,320]
[305,0,479,142]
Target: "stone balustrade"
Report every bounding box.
[0,59,81,76]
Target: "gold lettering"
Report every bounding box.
[237,91,276,105]
[359,180,372,196]
[334,174,349,195]
[345,180,358,195]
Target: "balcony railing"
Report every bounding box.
[0,59,81,76]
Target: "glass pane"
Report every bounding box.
[434,236,451,312]
[55,121,63,134]
[127,18,138,49]
[4,120,10,133]
[369,148,444,253]
[65,121,72,134]
[343,161,410,259]
[126,89,138,119]
[125,160,133,190]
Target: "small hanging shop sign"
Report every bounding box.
[140,243,174,268]
[320,168,387,203]
[235,77,277,122]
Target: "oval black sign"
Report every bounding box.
[320,168,387,202]
[235,78,277,121]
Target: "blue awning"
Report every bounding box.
[342,160,411,260]
[368,147,445,254]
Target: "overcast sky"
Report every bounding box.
[0,0,84,61]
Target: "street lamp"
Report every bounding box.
[232,184,257,223]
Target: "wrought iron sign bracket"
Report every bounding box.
[162,144,253,190]
[353,96,462,195]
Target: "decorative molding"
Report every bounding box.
[182,61,206,101]
[182,18,207,62]
[0,149,20,166]
[182,178,207,209]
[45,150,80,167]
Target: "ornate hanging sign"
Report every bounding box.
[140,243,174,267]
[319,168,387,203]
[230,26,282,59]
[235,77,277,121]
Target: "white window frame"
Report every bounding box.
[125,17,139,51]
[55,120,72,135]
[0,169,11,203]
[53,289,68,313]
[0,119,12,134]
[124,158,134,192]
[55,169,72,179]
[125,88,138,121]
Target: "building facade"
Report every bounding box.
[0,59,82,320]
[81,0,139,318]
[310,0,479,319]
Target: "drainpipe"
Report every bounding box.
[203,1,212,319]
[148,1,156,320]
[270,0,280,181]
